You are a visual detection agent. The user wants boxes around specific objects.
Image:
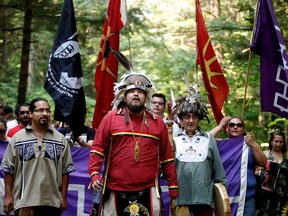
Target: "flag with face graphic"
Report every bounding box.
[44,0,86,136]
[250,0,288,118]
[196,0,229,124]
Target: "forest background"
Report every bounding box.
[0,0,288,147]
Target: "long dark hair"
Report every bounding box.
[268,131,286,153]
[29,98,49,112]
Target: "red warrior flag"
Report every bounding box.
[92,0,127,129]
[196,0,229,124]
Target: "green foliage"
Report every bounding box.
[0,0,288,145]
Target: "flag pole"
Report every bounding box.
[123,0,133,65]
[242,50,252,120]
[242,0,260,120]
[195,0,199,85]
[167,97,176,216]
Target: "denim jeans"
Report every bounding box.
[244,197,255,216]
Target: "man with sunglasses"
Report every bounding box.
[7,102,31,138]
[210,117,266,216]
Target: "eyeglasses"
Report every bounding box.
[33,108,51,114]
[228,123,244,128]
[152,101,165,106]
[0,129,6,133]
[20,111,30,115]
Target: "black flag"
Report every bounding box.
[44,0,86,137]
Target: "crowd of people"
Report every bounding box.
[0,71,287,216]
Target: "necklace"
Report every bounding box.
[128,110,146,163]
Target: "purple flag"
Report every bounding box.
[217,137,249,216]
[0,144,170,216]
[250,0,288,118]
[62,147,93,216]
[0,143,93,216]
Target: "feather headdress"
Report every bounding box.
[174,84,209,121]
[112,72,156,109]
[111,51,156,109]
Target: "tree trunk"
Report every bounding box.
[210,0,221,17]
[1,31,8,71]
[0,5,8,69]
[17,0,32,103]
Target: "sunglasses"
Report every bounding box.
[228,123,244,128]
[0,129,6,133]
[20,111,30,115]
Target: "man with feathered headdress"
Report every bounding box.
[173,85,227,215]
[88,72,178,215]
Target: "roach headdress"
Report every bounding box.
[111,51,156,109]
[174,84,209,121]
[112,72,156,109]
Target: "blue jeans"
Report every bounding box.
[244,197,255,216]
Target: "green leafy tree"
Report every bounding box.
[0,0,287,145]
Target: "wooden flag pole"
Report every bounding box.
[167,99,176,216]
[98,137,113,216]
[242,50,253,120]
[242,0,260,120]
[167,96,176,216]
[123,0,133,66]
[167,100,174,153]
